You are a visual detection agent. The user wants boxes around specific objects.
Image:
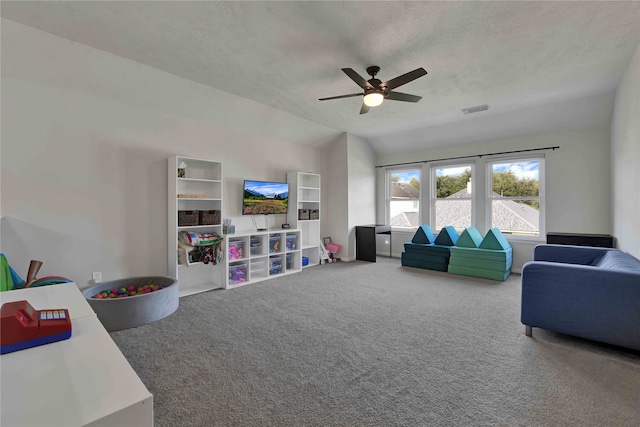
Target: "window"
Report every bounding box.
[432,164,473,231]
[387,168,421,228]
[488,158,544,236]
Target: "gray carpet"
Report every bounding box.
[110,257,640,426]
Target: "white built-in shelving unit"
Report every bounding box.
[287,172,321,268]
[168,156,224,297]
[225,229,302,289]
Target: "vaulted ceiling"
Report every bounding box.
[2,1,639,153]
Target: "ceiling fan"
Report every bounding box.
[319,66,427,114]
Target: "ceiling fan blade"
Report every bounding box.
[319,93,363,101]
[360,103,370,115]
[386,91,422,103]
[342,68,375,90]
[381,68,427,90]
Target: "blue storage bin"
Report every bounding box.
[302,256,309,266]
[269,256,282,275]
[229,263,247,284]
[269,235,281,253]
[286,235,297,250]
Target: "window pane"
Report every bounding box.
[491,200,539,235]
[435,166,472,198]
[490,159,541,235]
[435,199,472,230]
[492,161,539,197]
[389,170,420,227]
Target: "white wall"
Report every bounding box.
[611,42,640,259]
[347,134,376,260]
[375,124,612,271]
[321,133,349,259]
[1,20,339,286]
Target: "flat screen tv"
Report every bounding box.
[242,180,289,215]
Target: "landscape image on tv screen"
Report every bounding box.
[242,180,289,215]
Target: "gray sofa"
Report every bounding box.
[521,244,640,351]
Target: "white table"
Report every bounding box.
[1,283,153,427]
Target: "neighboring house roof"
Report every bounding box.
[491,198,539,233]
[391,188,539,232]
[391,181,419,199]
[391,212,419,227]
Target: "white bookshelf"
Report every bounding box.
[224,229,302,289]
[168,156,224,297]
[287,172,321,268]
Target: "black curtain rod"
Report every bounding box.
[375,146,560,169]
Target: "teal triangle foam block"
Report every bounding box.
[434,226,459,246]
[480,228,512,250]
[455,227,483,248]
[412,225,435,244]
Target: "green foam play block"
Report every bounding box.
[449,247,512,262]
[412,225,435,244]
[434,226,459,246]
[455,227,483,248]
[447,265,511,281]
[480,228,511,250]
[448,256,513,271]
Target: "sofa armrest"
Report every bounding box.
[521,260,640,350]
[533,244,615,265]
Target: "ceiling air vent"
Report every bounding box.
[461,104,489,115]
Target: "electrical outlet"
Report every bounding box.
[92,272,102,283]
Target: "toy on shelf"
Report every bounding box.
[229,265,246,284]
[228,241,244,260]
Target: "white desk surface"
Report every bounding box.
[1,284,153,427]
[0,282,96,320]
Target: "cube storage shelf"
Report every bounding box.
[225,229,302,289]
[168,156,224,297]
[287,172,321,268]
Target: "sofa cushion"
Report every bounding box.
[591,251,640,271]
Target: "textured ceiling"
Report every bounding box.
[2,1,639,153]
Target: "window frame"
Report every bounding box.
[486,156,545,240]
[386,166,422,230]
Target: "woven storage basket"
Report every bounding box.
[199,210,221,225]
[178,210,199,226]
[310,209,319,220]
[298,209,310,220]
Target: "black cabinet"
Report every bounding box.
[546,232,614,248]
[356,225,392,262]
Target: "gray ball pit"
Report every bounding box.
[82,276,178,332]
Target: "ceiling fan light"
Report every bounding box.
[363,92,384,107]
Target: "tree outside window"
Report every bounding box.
[432,164,473,231]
